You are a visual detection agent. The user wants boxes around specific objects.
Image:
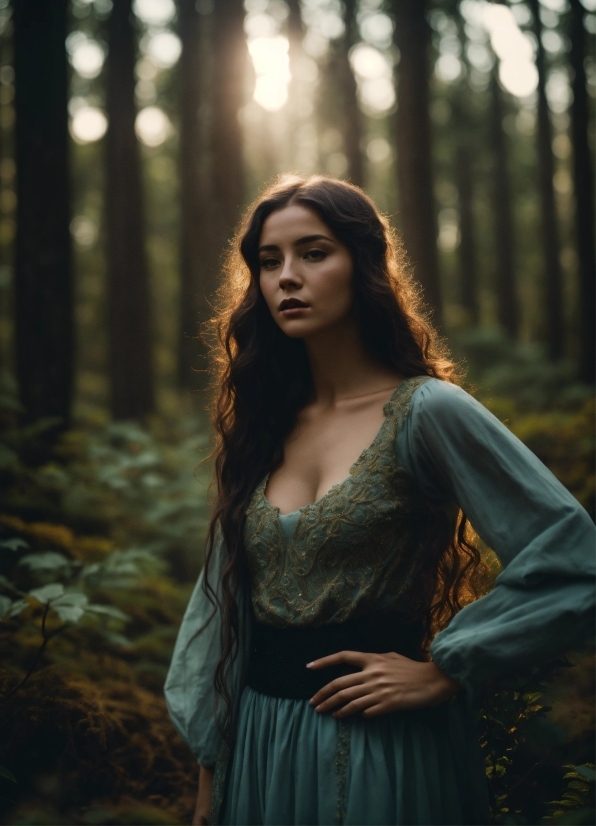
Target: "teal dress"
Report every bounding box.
[165,378,595,825]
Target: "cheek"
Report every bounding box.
[318,264,353,310]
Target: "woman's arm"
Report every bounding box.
[397,379,595,694]
[192,766,214,826]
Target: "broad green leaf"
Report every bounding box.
[0,765,16,783]
[52,592,88,608]
[85,604,129,621]
[52,604,85,623]
[0,538,28,552]
[0,595,12,616]
[19,552,70,571]
[8,599,27,617]
[28,583,64,604]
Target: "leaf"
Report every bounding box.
[28,583,65,604]
[0,538,28,552]
[19,552,70,571]
[8,599,27,617]
[50,591,88,622]
[53,592,88,608]
[84,604,129,622]
[576,765,596,783]
[0,765,16,783]
[0,595,12,617]
[52,604,85,623]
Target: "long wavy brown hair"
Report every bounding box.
[203,174,482,738]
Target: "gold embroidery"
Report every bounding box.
[244,376,436,628]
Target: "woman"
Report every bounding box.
[165,175,594,826]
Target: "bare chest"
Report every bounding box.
[264,403,389,514]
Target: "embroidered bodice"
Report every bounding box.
[243,376,450,627]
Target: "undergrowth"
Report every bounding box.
[0,351,593,825]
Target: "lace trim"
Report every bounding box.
[244,375,434,628]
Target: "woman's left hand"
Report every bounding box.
[307,651,461,718]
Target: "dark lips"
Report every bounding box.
[279,299,309,311]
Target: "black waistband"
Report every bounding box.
[246,612,425,700]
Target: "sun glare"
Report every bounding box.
[482,3,538,98]
[248,35,291,112]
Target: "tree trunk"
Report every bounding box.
[569,0,595,383]
[13,0,73,425]
[527,0,564,360]
[211,0,247,260]
[452,11,479,326]
[339,0,364,188]
[177,0,214,390]
[391,0,442,325]
[104,0,154,420]
[454,140,479,326]
[489,69,518,339]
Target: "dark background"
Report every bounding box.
[0,0,594,824]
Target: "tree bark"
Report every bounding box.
[104,0,154,419]
[13,0,73,425]
[454,139,479,326]
[339,0,364,188]
[211,0,247,259]
[391,0,442,325]
[177,0,213,390]
[489,69,519,339]
[569,0,595,383]
[452,11,479,326]
[527,0,564,360]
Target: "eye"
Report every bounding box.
[260,257,281,270]
[304,248,326,262]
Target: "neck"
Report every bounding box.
[304,318,400,406]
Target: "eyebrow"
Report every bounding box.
[258,234,335,253]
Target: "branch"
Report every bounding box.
[0,604,67,702]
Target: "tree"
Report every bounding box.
[13,0,73,425]
[177,0,213,390]
[338,0,364,187]
[211,0,247,260]
[391,0,442,325]
[452,8,480,327]
[454,116,480,327]
[568,0,595,383]
[527,0,564,361]
[104,0,154,419]
[489,68,518,339]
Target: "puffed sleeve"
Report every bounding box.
[164,534,252,767]
[395,378,595,696]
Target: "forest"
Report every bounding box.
[0,0,594,823]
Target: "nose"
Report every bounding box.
[278,256,302,290]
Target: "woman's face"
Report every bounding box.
[258,204,354,340]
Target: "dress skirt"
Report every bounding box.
[219,686,491,826]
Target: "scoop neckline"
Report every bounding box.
[261,379,409,518]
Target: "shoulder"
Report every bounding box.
[407,378,487,431]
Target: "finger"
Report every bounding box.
[332,694,379,718]
[314,684,369,713]
[361,703,387,719]
[310,672,366,706]
[307,650,368,670]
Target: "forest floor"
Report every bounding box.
[0,339,594,825]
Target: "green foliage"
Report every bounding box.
[0,389,206,823]
[544,764,596,824]
[0,375,593,823]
